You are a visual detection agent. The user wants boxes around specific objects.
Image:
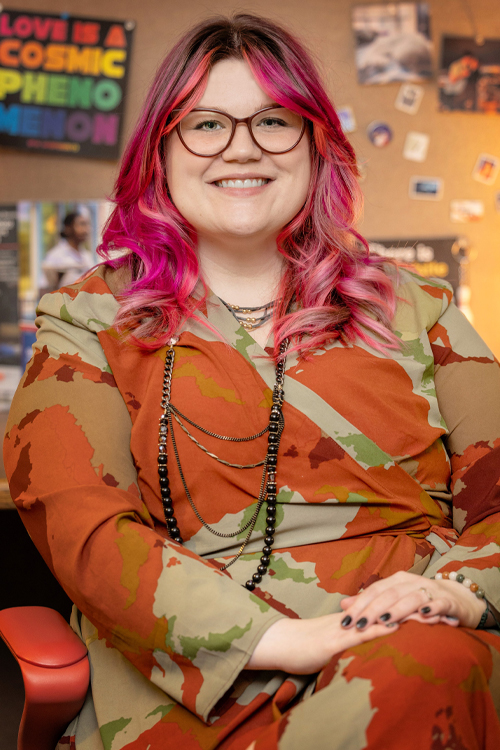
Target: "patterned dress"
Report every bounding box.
[4,265,500,750]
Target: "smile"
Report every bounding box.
[213,178,271,188]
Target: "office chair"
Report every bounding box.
[0,606,89,750]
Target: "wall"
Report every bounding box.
[2,0,500,354]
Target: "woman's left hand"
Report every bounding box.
[339,571,487,631]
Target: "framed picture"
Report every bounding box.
[352,3,433,85]
[438,36,500,113]
[409,176,443,200]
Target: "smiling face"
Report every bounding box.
[165,58,311,248]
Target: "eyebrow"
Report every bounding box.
[196,102,280,111]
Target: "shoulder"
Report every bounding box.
[389,266,454,336]
[37,264,124,334]
[34,265,125,371]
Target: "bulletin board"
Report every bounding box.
[1,0,499,355]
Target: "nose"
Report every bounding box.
[222,122,262,161]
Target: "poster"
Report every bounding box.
[368,237,459,291]
[438,36,500,113]
[352,3,432,85]
[0,205,20,411]
[0,9,135,158]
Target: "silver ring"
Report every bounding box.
[419,587,433,601]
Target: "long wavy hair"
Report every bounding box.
[99,13,399,359]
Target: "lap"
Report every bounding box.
[222,622,500,750]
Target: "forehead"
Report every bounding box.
[197,58,274,115]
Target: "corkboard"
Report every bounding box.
[1,0,499,354]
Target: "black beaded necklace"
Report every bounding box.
[157,336,289,591]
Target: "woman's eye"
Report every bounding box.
[257,117,287,128]
[195,120,224,131]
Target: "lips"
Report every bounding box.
[213,178,271,188]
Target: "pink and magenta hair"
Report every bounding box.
[99,13,399,358]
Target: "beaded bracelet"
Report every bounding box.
[434,571,485,598]
[433,571,500,630]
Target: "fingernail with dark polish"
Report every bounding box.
[446,615,458,620]
[420,606,432,615]
[380,612,391,622]
[356,617,368,629]
[386,622,397,628]
[341,615,352,627]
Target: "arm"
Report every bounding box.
[3,278,286,722]
[423,303,500,618]
[339,302,500,629]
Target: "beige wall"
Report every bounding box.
[2,0,500,354]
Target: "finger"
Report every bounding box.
[341,573,431,626]
[404,612,442,625]
[344,584,432,629]
[341,584,407,628]
[341,621,399,650]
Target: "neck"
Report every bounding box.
[66,237,81,251]
[197,235,284,306]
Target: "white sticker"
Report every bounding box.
[450,200,485,222]
[395,84,424,114]
[338,106,357,133]
[472,153,499,185]
[403,131,430,162]
[409,176,443,200]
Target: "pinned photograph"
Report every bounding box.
[367,121,393,147]
[409,176,443,200]
[403,131,430,162]
[439,36,500,113]
[352,3,433,85]
[472,153,499,185]
[338,106,357,133]
[395,83,424,113]
[450,200,485,222]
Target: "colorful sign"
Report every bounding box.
[0,9,134,158]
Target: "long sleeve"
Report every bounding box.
[2,271,285,722]
[423,302,500,613]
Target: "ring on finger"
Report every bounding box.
[419,587,433,601]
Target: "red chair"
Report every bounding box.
[0,607,89,750]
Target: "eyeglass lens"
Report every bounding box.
[178,108,304,155]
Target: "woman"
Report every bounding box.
[4,14,500,750]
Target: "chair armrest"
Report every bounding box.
[0,607,89,750]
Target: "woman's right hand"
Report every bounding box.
[246,613,395,674]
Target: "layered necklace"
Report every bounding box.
[219,298,277,332]
[157,321,288,591]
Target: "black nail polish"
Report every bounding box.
[421,606,432,615]
[446,615,458,620]
[341,615,352,627]
[356,617,368,629]
[380,612,391,622]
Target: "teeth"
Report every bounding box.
[216,178,268,188]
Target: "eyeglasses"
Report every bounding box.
[172,106,306,157]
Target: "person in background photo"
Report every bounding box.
[40,212,93,291]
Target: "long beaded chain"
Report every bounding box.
[157,336,288,591]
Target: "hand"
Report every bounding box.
[339,571,487,631]
[246,613,395,674]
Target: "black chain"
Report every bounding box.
[157,336,289,589]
